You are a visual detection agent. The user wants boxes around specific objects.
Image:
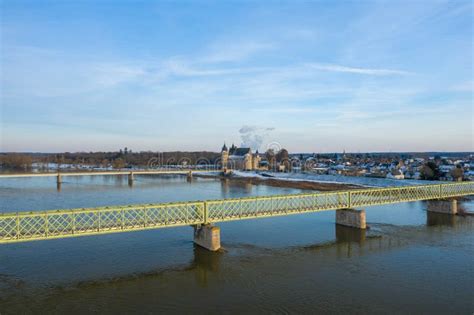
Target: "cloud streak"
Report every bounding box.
[202,40,275,63]
[1,0,472,152]
[450,81,473,92]
[162,58,269,77]
[308,63,413,76]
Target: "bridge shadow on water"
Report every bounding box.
[189,245,224,287]
[190,211,474,287]
[427,211,457,226]
[1,210,473,314]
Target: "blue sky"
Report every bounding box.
[1,0,473,153]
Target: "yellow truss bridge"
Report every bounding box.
[1,182,473,244]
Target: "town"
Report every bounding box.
[1,145,472,182]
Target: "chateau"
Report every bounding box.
[221,143,261,171]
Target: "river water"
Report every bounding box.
[0,175,473,314]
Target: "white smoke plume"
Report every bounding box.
[239,125,275,151]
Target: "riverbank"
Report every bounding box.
[197,170,363,191]
[226,175,362,191]
[197,170,448,191]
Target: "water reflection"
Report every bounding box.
[0,175,307,212]
[190,245,223,287]
[115,175,126,187]
[220,178,230,195]
[1,216,473,314]
[335,225,366,243]
[427,211,456,226]
[426,200,473,228]
[220,179,253,197]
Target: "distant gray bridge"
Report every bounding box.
[0,168,220,185]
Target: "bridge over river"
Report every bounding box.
[0,169,220,191]
[1,181,473,250]
[0,168,219,184]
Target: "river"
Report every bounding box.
[0,175,473,314]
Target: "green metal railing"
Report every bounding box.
[1,182,473,243]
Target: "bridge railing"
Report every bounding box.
[441,182,474,197]
[206,182,474,222]
[206,191,350,222]
[349,184,442,207]
[0,202,204,242]
[1,182,473,243]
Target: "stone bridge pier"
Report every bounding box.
[336,209,366,229]
[56,174,62,191]
[193,224,221,251]
[427,199,458,215]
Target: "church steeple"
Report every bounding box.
[222,143,228,152]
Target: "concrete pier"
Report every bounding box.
[336,209,366,229]
[128,172,134,186]
[56,174,62,191]
[427,199,457,215]
[187,171,193,181]
[193,224,220,251]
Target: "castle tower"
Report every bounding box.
[244,153,252,170]
[221,143,229,170]
[229,143,237,155]
[252,150,261,170]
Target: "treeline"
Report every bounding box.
[0,154,33,170]
[0,150,220,170]
[265,148,291,170]
[419,161,464,181]
[50,150,221,167]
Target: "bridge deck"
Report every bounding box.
[0,169,219,178]
[1,182,473,243]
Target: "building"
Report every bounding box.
[386,168,405,180]
[221,143,260,171]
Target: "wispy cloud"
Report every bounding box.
[162,58,268,77]
[2,0,472,152]
[202,40,275,63]
[450,81,473,92]
[92,64,147,87]
[307,63,413,76]
[251,107,324,114]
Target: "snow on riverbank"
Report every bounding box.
[193,171,222,176]
[228,170,444,188]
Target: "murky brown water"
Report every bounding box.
[1,176,473,314]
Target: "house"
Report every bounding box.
[387,168,405,180]
[221,143,261,171]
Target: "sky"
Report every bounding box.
[1,0,473,153]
